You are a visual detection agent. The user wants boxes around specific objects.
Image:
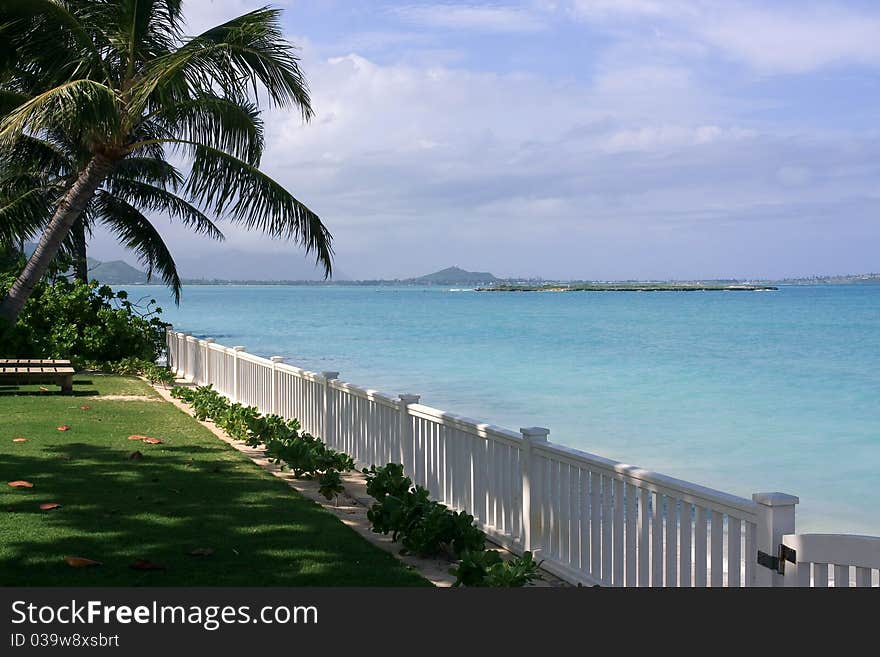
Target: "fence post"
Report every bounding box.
[173,332,180,376]
[398,394,420,472]
[231,346,245,403]
[270,357,285,416]
[165,327,174,371]
[203,338,215,386]
[173,332,182,376]
[179,332,191,379]
[195,339,206,385]
[752,492,799,587]
[321,371,339,448]
[520,427,549,554]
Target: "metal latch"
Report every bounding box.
[757,544,796,574]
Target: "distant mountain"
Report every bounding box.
[87,257,149,284]
[410,266,499,286]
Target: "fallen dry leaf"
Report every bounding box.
[7,481,34,488]
[130,559,166,571]
[189,548,214,557]
[57,425,70,431]
[12,438,26,443]
[142,438,163,445]
[129,451,143,460]
[128,434,149,440]
[65,556,102,567]
[80,405,90,410]
[39,503,62,511]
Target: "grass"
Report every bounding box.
[0,375,429,586]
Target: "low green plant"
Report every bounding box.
[364,465,486,558]
[142,361,176,386]
[172,384,354,484]
[451,550,542,587]
[318,469,344,501]
[363,463,412,501]
[448,510,487,557]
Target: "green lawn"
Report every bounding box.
[0,375,429,586]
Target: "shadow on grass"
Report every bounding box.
[0,379,114,397]
[0,440,428,587]
[0,389,99,397]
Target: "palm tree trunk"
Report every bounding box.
[0,155,113,322]
[71,220,88,284]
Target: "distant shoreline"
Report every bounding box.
[475,284,779,292]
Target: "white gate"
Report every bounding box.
[782,534,880,587]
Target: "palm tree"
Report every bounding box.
[1,126,224,296]
[0,0,332,322]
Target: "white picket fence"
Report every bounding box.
[166,329,880,587]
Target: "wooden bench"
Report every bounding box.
[0,359,75,393]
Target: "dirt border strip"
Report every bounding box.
[150,379,567,588]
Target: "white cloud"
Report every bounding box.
[179,0,291,35]
[565,1,880,75]
[569,0,678,19]
[698,6,880,74]
[392,3,547,33]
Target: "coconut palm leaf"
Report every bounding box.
[134,8,312,115]
[93,190,182,300]
[0,79,120,145]
[111,156,183,189]
[184,143,331,275]
[157,94,264,165]
[109,176,224,241]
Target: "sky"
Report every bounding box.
[89,0,880,280]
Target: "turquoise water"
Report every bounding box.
[143,284,880,534]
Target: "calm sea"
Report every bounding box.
[140,284,880,534]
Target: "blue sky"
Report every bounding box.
[90,1,880,280]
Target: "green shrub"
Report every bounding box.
[363,463,412,501]
[318,469,344,501]
[364,466,487,558]
[451,550,542,587]
[172,384,354,480]
[0,276,167,366]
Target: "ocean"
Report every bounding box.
[140,283,880,534]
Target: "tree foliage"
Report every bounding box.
[0,1,331,312]
[0,249,167,364]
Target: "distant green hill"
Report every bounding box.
[410,266,499,285]
[87,257,149,284]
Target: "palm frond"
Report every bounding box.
[93,189,182,302]
[109,176,224,241]
[0,79,119,146]
[111,156,183,190]
[0,184,56,244]
[0,89,31,116]
[133,7,312,118]
[0,0,113,85]
[185,143,331,276]
[110,0,183,79]
[1,133,74,176]
[159,94,264,164]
